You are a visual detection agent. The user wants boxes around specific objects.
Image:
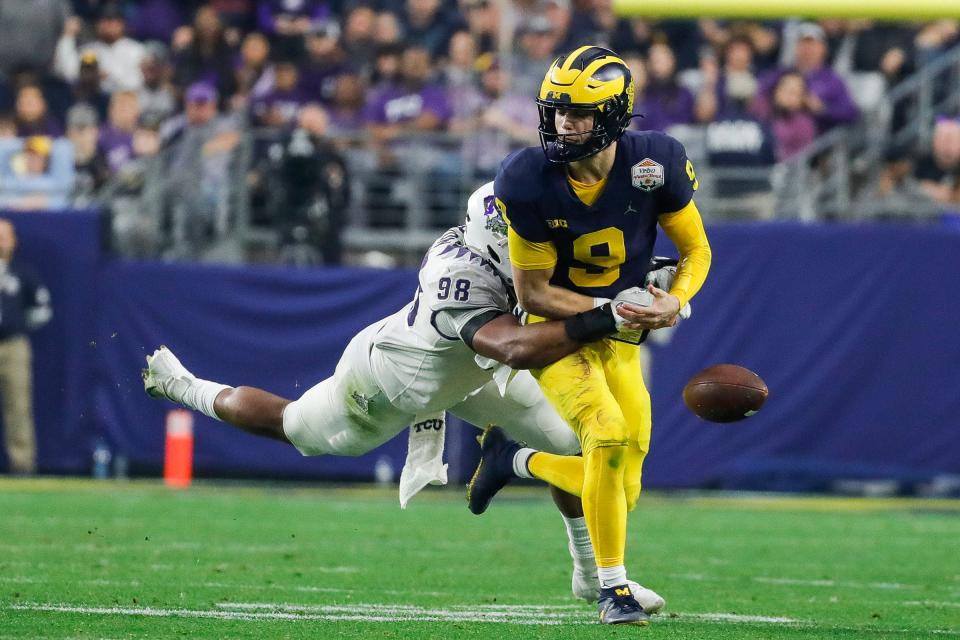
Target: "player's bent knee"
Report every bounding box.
[581,424,630,456]
[583,438,629,462]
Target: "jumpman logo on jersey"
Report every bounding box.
[623,202,639,215]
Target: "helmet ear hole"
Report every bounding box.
[486,244,501,264]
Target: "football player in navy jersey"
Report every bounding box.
[467,45,712,625]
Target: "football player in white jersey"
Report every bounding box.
[143,182,665,611]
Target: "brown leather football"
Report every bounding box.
[683,364,768,423]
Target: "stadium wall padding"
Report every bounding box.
[4,211,960,491]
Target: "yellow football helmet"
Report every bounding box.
[536,45,635,163]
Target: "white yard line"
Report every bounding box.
[752,577,917,590]
[10,601,805,627]
[904,600,960,608]
[16,601,960,635]
[8,603,575,625]
[0,542,302,554]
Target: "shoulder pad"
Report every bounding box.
[423,251,511,313]
[495,147,547,202]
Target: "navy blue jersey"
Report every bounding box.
[0,260,49,339]
[495,130,697,299]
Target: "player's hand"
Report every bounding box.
[617,285,680,330]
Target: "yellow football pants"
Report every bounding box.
[528,337,651,568]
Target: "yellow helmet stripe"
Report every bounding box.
[559,45,597,73]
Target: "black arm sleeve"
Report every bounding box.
[564,304,618,343]
[459,310,508,350]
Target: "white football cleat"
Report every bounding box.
[631,583,666,614]
[572,567,665,614]
[142,346,196,402]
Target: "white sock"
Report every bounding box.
[598,565,628,588]
[178,378,230,422]
[512,447,536,478]
[562,515,595,570]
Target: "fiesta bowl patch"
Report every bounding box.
[631,158,664,192]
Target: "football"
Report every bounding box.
[683,364,768,423]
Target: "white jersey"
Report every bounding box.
[282,226,579,461]
[369,227,512,415]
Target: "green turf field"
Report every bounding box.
[0,479,957,639]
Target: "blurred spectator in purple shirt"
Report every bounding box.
[14,85,62,138]
[138,43,177,123]
[753,23,859,133]
[696,35,760,122]
[232,32,276,110]
[99,91,140,172]
[458,56,540,176]
[364,45,450,151]
[301,21,348,104]
[763,71,818,161]
[327,72,367,137]
[252,60,309,128]
[403,0,462,58]
[633,43,695,132]
[55,4,146,91]
[172,4,238,100]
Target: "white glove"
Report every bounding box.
[644,264,691,320]
[611,286,653,330]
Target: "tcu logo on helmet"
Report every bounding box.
[483,195,508,237]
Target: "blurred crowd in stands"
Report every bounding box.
[1,1,959,264]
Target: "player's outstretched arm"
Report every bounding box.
[465,307,616,370]
[512,265,598,320]
[657,200,712,310]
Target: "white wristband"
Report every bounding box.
[592,297,611,308]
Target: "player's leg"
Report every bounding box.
[533,344,648,624]
[603,342,666,611]
[143,345,289,441]
[143,322,412,456]
[0,336,37,474]
[533,346,631,571]
[451,377,598,600]
[213,386,291,442]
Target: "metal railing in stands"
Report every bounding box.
[98,44,960,264]
[796,44,960,222]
